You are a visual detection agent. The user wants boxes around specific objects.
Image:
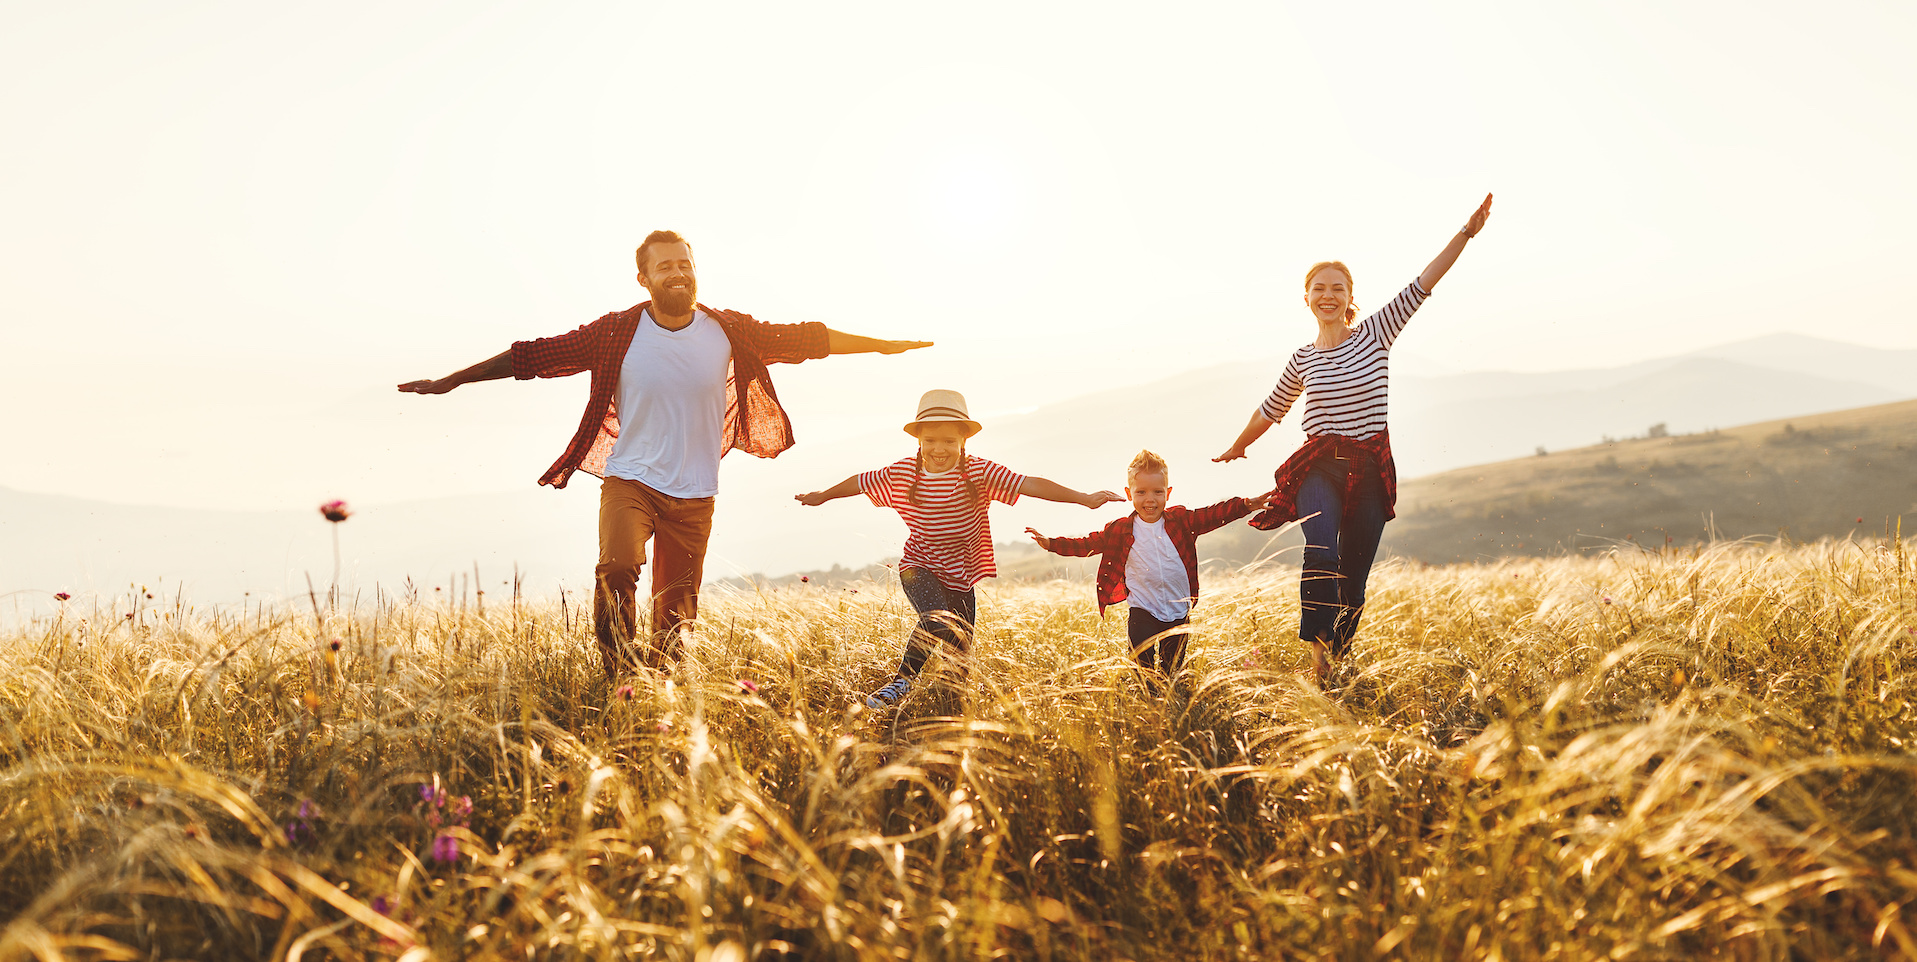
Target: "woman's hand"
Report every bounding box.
[1080,490,1123,508]
[1024,527,1052,550]
[1462,192,1493,238]
[1214,445,1248,463]
[794,491,833,506]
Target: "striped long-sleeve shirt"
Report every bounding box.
[1258,279,1430,439]
[858,455,1026,590]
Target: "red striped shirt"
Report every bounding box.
[858,455,1025,590]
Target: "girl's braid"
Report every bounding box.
[906,448,984,508]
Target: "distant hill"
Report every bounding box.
[6,334,1915,607]
[1179,398,1917,568]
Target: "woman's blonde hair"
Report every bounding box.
[1304,260,1358,323]
[1127,449,1169,486]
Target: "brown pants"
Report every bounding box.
[594,477,715,677]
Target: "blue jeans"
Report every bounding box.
[1296,451,1389,659]
[897,567,976,677]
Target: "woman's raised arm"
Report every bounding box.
[1417,193,1493,293]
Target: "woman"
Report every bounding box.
[1216,194,1493,684]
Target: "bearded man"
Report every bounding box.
[400,231,929,677]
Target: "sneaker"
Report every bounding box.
[864,676,913,709]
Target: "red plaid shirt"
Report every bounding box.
[510,303,829,488]
[1247,431,1398,531]
[1042,499,1254,615]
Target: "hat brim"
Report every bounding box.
[904,417,982,438]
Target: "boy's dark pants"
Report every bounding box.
[1128,608,1190,674]
[898,566,976,677]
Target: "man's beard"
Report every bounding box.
[651,276,697,316]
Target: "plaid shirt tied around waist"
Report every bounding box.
[1043,499,1253,615]
[1247,431,1398,531]
[510,302,829,489]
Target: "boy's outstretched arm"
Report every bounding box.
[1027,526,1107,557]
[1018,477,1122,508]
[1190,491,1277,535]
[795,475,862,506]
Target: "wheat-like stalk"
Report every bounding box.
[2,539,1914,959]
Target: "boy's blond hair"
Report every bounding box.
[1127,449,1169,486]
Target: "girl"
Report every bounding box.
[1215,194,1494,685]
[796,389,1120,708]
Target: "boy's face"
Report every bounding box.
[1126,471,1170,523]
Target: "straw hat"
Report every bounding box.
[903,389,982,438]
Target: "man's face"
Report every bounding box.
[1127,472,1170,523]
[639,241,698,316]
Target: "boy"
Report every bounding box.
[1025,450,1271,674]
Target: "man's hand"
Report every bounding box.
[1245,490,1276,510]
[1024,527,1052,550]
[825,330,935,355]
[399,351,512,395]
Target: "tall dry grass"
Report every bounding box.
[2,539,1915,960]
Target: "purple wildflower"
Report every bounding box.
[429,833,460,863]
[371,895,390,915]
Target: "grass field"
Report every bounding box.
[4,539,1916,959]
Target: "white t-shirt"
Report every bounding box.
[1124,517,1190,622]
[603,309,732,498]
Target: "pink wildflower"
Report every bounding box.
[1602,596,1613,604]
[429,833,459,863]
[616,685,634,700]
[319,500,352,523]
[738,679,760,694]
[800,575,809,583]
[54,592,70,602]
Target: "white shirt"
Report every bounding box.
[1124,517,1190,622]
[603,309,732,498]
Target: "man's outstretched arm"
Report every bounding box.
[825,329,932,355]
[398,350,512,394]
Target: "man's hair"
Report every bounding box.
[635,230,692,273]
[1127,449,1169,486]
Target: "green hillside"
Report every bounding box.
[1378,397,1917,562]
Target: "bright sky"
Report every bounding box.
[4,1,1915,513]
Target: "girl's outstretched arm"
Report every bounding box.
[1018,477,1122,509]
[1215,412,1275,462]
[795,475,861,506]
[1418,193,1493,293]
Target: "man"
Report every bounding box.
[399,231,929,678]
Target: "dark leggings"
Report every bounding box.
[1296,455,1389,659]
[1127,608,1190,674]
[897,567,976,677]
